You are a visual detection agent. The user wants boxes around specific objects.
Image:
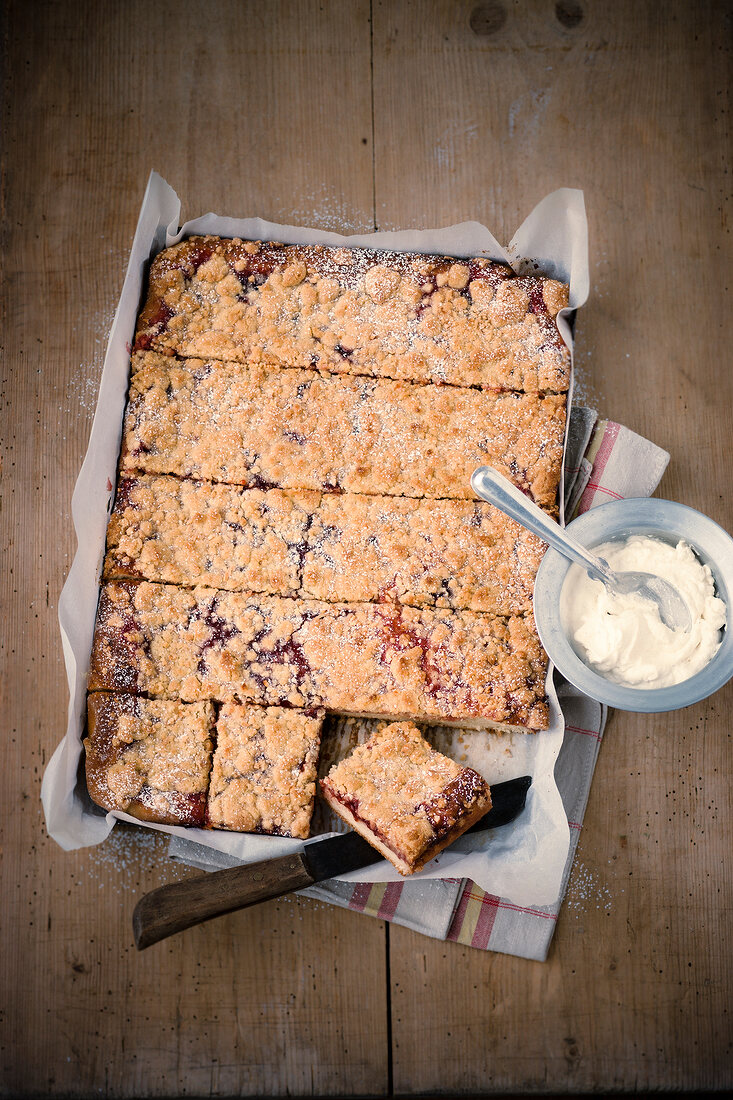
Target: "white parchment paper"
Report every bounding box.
[41,173,588,906]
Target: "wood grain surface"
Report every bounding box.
[1,0,731,1095]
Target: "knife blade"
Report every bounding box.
[132,774,531,950]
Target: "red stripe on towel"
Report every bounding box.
[347,883,375,912]
[471,893,500,949]
[578,421,620,513]
[377,882,404,921]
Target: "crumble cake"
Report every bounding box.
[206,703,323,838]
[88,581,550,731]
[84,693,323,835]
[133,236,570,391]
[83,231,572,836]
[104,474,545,614]
[121,352,566,509]
[84,693,215,826]
[320,721,492,875]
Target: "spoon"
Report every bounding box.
[470,466,691,633]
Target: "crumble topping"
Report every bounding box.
[84,693,214,825]
[105,475,316,596]
[84,693,324,832]
[207,704,323,838]
[88,581,550,730]
[301,492,546,612]
[121,352,566,509]
[134,236,570,392]
[104,474,545,614]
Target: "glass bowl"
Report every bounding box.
[533,498,733,712]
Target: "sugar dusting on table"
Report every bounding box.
[564,858,618,915]
[86,824,188,891]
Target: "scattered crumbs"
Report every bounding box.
[65,371,101,413]
[91,303,117,346]
[66,304,116,416]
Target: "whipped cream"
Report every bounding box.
[560,536,726,689]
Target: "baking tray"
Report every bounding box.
[42,173,589,906]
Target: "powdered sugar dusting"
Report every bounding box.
[565,858,617,913]
[69,304,117,410]
[86,824,188,890]
[90,581,549,729]
[283,188,373,235]
[106,473,544,615]
[136,236,569,393]
[122,355,566,508]
[572,349,603,408]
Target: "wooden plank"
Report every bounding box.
[0,1,388,1096]
[8,830,387,1096]
[375,0,733,1093]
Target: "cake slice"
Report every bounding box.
[84,693,215,825]
[133,235,570,391]
[87,581,550,731]
[103,474,545,614]
[320,721,492,875]
[206,704,323,838]
[121,352,566,509]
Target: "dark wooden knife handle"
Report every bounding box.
[132,852,313,950]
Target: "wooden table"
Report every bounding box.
[3,1,731,1094]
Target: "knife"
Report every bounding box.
[132,774,531,949]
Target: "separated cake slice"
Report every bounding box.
[84,693,215,825]
[87,581,549,731]
[104,474,545,615]
[206,703,323,838]
[320,721,492,875]
[121,353,566,509]
[133,236,569,392]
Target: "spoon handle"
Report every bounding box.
[470,466,613,583]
